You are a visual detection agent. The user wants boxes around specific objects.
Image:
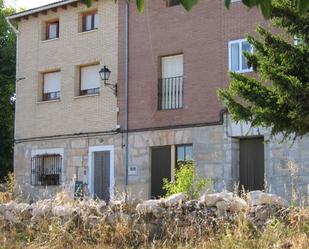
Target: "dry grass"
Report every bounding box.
[0,175,308,249]
[0,200,308,249]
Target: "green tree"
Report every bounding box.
[163,161,210,199]
[0,0,16,181]
[218,0,309,140]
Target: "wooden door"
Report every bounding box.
[94,151,110,202]
[239,137,264,191]
[151,146,171,198]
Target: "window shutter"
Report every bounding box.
[81,65,100,90]
[86,15,92,31]
[94,13,99,29]
[44,72,61,93]
[161,54,183,78]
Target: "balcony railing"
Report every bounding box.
[158,76,183,110]
[80,87,100,96]
[43,91,60,101]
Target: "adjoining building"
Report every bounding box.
[8,0,122,200]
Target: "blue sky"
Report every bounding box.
[5,0,56,10]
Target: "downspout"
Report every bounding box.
[124,0,129,201]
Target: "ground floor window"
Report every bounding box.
[176,144,193,166]
[31,154,62,186]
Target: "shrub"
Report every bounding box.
[0,172,15,203]
[163,160,210,199]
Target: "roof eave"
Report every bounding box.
[7,0,79,21]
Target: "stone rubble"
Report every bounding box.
[0,191,290,232]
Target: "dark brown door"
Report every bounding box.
[94,151,110,202]
[151,146,171,198]
[240,137,264,191]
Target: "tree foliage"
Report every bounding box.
[0,0,16,181]
[218,0,309,140]
[163,161,209,199]
[82,0,309,18]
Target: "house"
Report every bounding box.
[8,0,120,199]
[8,0,309,203]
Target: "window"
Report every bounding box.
[46,20,59,40]
[294,35,302,45]
[82,11,99,32]
[31,154,62,186]
[166,0,180,7]
[229,39,253,73]
[80,64,101,95]
[176,144,193,166]
[158,54,183,110]
[43,71,61,101]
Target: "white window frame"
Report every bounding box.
[88,145,115,200]
[228,38,253,73]
[31,148,65,186]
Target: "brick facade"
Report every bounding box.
[117,0,267,131]
[15,0,118,140]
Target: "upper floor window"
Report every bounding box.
[43,71,61,101]
[80,64,101,96]
[166,0,180,7]
[46,20,59,40]
[229,39,253,73]
[294,35,303,45]
[82,11,99,32]
[158,54,183,110]
[31,154,62,186]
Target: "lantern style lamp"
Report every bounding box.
[99,66,117,96]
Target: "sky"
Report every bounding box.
[5,0,57,10]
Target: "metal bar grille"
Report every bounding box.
[31,154,62,186]
[158,76,183,110]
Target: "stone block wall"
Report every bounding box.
[14,133,125,200]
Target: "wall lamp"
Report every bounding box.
[99,66,117,96]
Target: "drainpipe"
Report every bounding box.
[124,0,129,202]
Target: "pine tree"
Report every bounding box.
[218,0,309,140]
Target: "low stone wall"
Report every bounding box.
[0,191,290,236]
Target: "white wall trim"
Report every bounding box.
[88,145,115,200]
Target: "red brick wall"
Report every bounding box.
[118,0,267,131]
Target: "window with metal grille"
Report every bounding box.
[158,54,183,110]
[31,154,62,186]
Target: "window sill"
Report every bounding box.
[78,29,98,35]
[74,93,99,99]
[229,69,253,74]
[158,107,184,112]
[41,38,59,43]
[37,99,61,104]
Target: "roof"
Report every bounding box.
[7,0,79,20]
